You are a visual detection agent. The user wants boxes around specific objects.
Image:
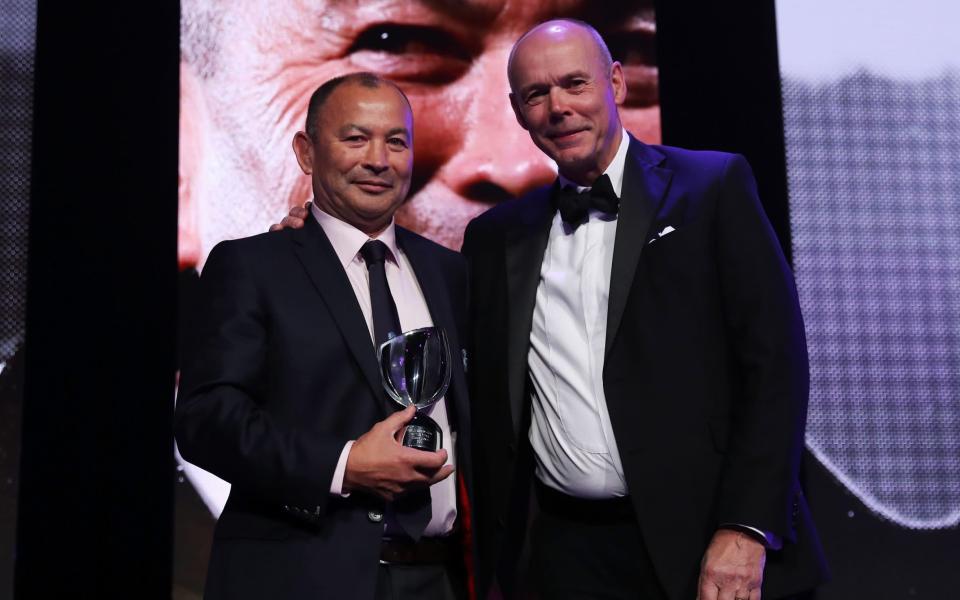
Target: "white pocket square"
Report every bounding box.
[648,225,676,244]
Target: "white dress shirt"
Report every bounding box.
[313,204,457,537]
[528,129,630,499]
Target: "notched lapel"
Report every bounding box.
[290,215,383,404]
[504,186,556,436]
[605,139,673,356]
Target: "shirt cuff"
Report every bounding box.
[719,523,783,550]
[329,440,355,497]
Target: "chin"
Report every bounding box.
[352,194,402,216]
[555,154,593,175]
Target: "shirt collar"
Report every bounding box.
[557,127,630,198]
[310,203,400,269]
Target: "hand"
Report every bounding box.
[697,529,766,600]
[343,405,454,501]
[268,201,311,231]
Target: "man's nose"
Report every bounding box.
[547,87,571,122]
[363,141,389,174]
[440,58,555,204]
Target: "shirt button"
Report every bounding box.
[368,510,384,523]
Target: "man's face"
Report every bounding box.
[292,83,413,233]
[508,24,626,183]
[179,0,659,264]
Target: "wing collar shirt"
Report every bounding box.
[312,204,457,537]
[528,128,630,499]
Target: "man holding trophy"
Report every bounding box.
[175,73,472,600]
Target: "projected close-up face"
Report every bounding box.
[178,0,659,267]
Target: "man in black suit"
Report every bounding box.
[461,20,828,600]
[175,73,472,600]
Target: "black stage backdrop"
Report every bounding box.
[12,1,957,598]
[15,3,178,598]
[0,0,37,595]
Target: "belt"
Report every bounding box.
[535,480,636,524]
[379,535,460,565]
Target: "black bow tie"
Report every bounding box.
[554,173,620,226]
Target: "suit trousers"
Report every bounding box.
[528,483,668,600]
[375,562,466,600]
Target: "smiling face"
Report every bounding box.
[508,21,626,185]
[292,81,413,235]
[178,0,659,266]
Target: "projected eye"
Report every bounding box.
[605,29,659,107]
[348,24,472,85]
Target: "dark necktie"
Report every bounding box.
[359,240,402,348]
[359,239,431,541]
[554,172,620,226]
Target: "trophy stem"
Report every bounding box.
[402,412,442,452]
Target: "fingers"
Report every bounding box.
[402,446,449,469]
[268,216,305,232]
[698,577,719,600]
[268,204,310,232]
[717,587,737,600]
[280,206,309,229]
[426,464,455,485]
[279,215,305,229]
[382,405,417,434]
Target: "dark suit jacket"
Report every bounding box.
[175,214,472,600]
[462,137,828,600]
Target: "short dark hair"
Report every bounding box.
[304,72,411,140]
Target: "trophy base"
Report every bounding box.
[402,413,442,452]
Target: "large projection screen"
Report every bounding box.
[777,0,960,532]
[175,2,661,596]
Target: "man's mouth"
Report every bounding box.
[548,128,588,144]
[354,180,393,193]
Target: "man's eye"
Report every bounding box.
[347,24,472,85]
[605,29,659,107]
[387,138,408,149]
[525,90,547,104]
[344,135,366,143]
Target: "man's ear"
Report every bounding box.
[291,131,314,175]
[509,92,529,131]
[610,61,627,106]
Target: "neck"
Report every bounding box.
[312,200,393,237]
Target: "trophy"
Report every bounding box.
[378,327,452,451]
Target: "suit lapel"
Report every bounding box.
[291,213,383,402]
[504,185,557,436]
[605,137,673,356]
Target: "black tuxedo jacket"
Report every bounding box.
[175,214,472,600]
[462,138,828,600]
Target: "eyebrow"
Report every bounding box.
[519,70,592,96]
[339,124,410,138]
[329,0,500,27]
